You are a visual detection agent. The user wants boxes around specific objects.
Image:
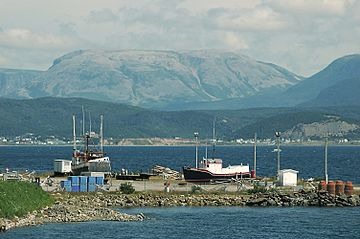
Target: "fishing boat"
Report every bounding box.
[182,158,251,182]
[70,111,111,176]
[182,123,252,183]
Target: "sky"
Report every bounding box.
[0,0,359,76]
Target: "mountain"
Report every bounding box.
[0,50,302,110]
[183,54,360,110]
[301,77,360,107]
[0,97,359,140]
[286,54,360,106]
[0,69,41,98]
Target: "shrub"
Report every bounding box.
[119,183,135,194]
[247,185,268,194]
[191,185,203,194]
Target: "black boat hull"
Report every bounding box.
[183,167,250,182]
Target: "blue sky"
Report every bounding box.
[0,0,359,76]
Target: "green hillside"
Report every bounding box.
[0,97,359,140]
[0,181,54,218]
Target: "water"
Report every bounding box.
[1,146,360,238]
[0,145,360,183]
[2,207,360,238]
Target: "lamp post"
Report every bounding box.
[275,132,281,177]
[194,132,199,168]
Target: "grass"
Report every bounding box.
[0,181,54,218]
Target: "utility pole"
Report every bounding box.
[275,132,281,177]
[194,132,199,168]
[325,136,328,183]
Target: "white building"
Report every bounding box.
[278,169,299,187]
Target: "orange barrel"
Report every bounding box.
[251,170,255,178]
[345,181,353,196]
[327,181,335,195]
[319,180,327,190]
[335,181,344,195]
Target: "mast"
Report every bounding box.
[205,140,208,159]
[212,118,216,160]
[253,132,257,177]
[73,115,76,155]
[325,136,328,183]
[100,115,104,153]
[275,131,281,177]
[194,132,199,168]
[89,112,92,133]
[82,106,85,136]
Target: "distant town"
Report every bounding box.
[0,133,358,146]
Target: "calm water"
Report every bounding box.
[2,207,360,239]
[1,146,360,238]
[0,145,359,182]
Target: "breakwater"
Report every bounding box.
[1,190,359,232]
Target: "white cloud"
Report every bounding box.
[267,0,351,17]
[223,32,249,49]
[0,0,359,76]
[214,7,287,31]
[0,28,79,50]
[86,9,118,23]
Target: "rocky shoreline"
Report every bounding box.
[1,190,359,232]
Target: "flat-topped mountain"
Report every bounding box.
[0,50,302,109]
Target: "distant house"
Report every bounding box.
[279,169,299,186]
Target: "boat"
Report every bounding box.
[182,122,251,182]
[183,158,251,182]
[70,111,111,176]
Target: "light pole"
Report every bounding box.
[194,132,199,168]
[275,132,281,177]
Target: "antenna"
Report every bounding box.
[82,106,85,135]
[100,115,104,152]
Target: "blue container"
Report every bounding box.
[68,176,79,186]
[60,180,71,188]
[71,185,80,192]
[88,176,96,185]
[88,184,96,192]
[79,176,88,185]
[79,184,87,192]
[95,177,104,185]
[64,186,72,192]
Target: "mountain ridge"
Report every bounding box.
[0,49,302,109]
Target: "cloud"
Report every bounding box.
[0,54,7,65]
[267,0,352,17]
[0,28,79,51]
[0,0,359,76]
[223,32,249,49]
[86,9,118,23]
[213,7,288,31]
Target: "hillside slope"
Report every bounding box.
[0,97,359,140]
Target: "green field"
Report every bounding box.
[0,181,54,218]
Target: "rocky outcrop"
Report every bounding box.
[245,190,360,207]
[1,190,359,232]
